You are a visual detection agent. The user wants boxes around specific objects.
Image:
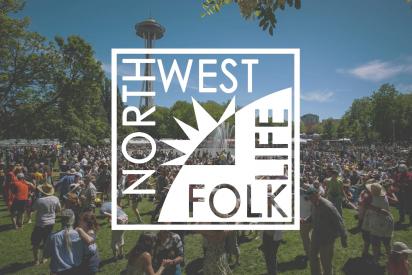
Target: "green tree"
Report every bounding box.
[370,84,399,142]
[339,97,373,142]
[169,101,196,139]
[51,36,108,144]
[395,93,412,141]
[201,0,301,35]
[321,118,338,139]
[0,0,111,144]
[0,0,56,137]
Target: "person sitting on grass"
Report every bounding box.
[387,242,412,275]
[125,232,168,275]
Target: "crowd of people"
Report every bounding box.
[0,141,411,275]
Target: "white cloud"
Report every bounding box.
[339,59,412,82]
[301,91,334,102]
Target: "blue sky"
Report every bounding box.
[16,0,412,119]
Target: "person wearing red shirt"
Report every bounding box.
[4,163,17,210]
[11,173,35,229]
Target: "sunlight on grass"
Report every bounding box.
[0,199,411,274]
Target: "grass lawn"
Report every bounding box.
[0,196,411,275]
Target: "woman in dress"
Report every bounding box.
[126,232,166,275]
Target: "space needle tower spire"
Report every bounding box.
[135,18,165,108]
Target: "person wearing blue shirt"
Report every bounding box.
[54,169,81,202]
[44,209,87,274]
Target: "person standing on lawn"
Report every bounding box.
[305,187,348,275]
[31,182,61,265]
[394,163,412,226]
[79,175,97,213]
[4,163,17,210]
[76,211,100,275]
[361,182,394,261]
[300,186,313,263]
[44,209,86,274]
[324,168,347,216]
[260,230,283,275]
[10,172,35,229]
[54,168,77,202]
[96,162,111,200]
[101,200,128,260]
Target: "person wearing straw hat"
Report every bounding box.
[31,182,61,265]
[54,168,80,203]
[387,242,412,275]
[361,181,394,262]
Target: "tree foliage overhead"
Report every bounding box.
[201,0,301,35]
[0,0,110,144]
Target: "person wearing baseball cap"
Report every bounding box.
[387,242,412,275]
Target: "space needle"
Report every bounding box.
[135,18,165,108]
